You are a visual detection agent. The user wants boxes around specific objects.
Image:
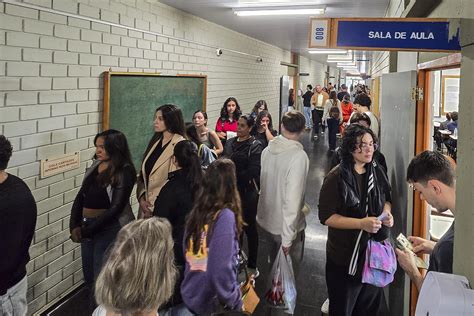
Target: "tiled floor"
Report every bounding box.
[44,129,332,316]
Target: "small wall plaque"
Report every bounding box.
[41,152,80,178]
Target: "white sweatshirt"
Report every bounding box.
[257,135,309,247]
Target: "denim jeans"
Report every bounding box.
[0,276,27,316]
[303,107,312,128]
[81,222,120,285]
[81,220,120,309]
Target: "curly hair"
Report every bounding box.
[220,97,242,121]
[340,124,377,166]
[354,93,372,109]
[0,135,13,170]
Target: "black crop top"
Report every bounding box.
[83,168,111,209]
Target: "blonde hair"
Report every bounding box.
[95,218,177,315]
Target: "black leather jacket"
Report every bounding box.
[339,160,392,242]
[223,136,263,193]
[69,161,136,238]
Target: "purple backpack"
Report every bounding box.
[362,239,397,287]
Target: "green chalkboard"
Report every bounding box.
[103,72,206,171]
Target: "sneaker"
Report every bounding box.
[321,131,325,135]
[238,267,259,284]
[247,267,260,279]
[321,298,329,314]
[313,135,319,140]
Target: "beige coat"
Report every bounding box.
[136,133,185,207]
[310,91,329,110]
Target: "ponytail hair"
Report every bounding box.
[173,140,203,199]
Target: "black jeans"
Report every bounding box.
[325,258,389,316]
[240,187,259,269]
[312,109,324,133]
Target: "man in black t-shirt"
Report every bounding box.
[0,135,37,315]
[302,84,313,130]
[396,151,456,291]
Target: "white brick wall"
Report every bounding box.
[0,1,328,313]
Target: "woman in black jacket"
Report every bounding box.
[69,129,136,305]
[224,115,263,276]
[318,124,393,316]
[153,140,203,314]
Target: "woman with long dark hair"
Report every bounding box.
[250,99,268,120]
[224,115,263,277]
[215,97,242,144]
[70,129,136,308]
[181,159,244,314]
[192,110,223,155]
[153,140,203,315]
[186,123,216,169]
[251,110,277,148]
[318,124,394,315]
[137,104,186,218]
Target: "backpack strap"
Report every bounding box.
[198,144,203,158]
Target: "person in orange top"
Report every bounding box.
[340,94,354,133]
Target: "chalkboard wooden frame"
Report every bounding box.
[102,71,207,129]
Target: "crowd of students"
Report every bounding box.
[0,90,458,316]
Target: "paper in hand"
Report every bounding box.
[396,233,429,269]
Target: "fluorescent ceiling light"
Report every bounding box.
[308,49,347,54]
[328,51,353,61]
[233,6,325,16]
[337,62,356,66]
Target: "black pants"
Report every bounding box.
[327,119,339,150]
[325,258,389,316]
[312,109,324,133]
[241,188,259,269]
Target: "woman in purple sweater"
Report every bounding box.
[181,159,243,315]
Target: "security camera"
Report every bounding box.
[256,57,263,63]
[216,48,223,56]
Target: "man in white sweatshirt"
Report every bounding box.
[257,111,309,314]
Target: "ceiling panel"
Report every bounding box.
[157,0,389,71]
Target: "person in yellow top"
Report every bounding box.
[137,104,186,218]
[311,85,329,138]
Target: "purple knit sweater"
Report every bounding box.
[181,208,242,314]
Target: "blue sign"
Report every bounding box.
[336,20,460,51]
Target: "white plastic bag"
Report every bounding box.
[265,247,297,314]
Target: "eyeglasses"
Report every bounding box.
[357,142,378,152]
